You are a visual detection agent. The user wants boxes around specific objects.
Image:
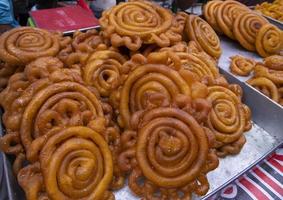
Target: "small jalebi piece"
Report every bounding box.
[206,83,252,157]
[216,0,249,39]
[233,12,268,51]
[229,55,255,76]
[118,51,209,128]
[159,43,219,80]
[254,63,283,84]
[0,62,22,91]
[18,126,114,200]
[203,0,223,33]
[264,55,283,70]
[83,49,128,97]
[185,14,222,58]
[247,77,279,102]
[17,162,47,200]
[72,29,106,53]
[53,31,72,50]
[0,57,65,158]
[99,1,184,51]
[118,96,218,199]
[0,27,60,66]
[255,23,283,57]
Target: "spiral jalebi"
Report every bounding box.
[41,127,114,200]
[255,24,283,57]
[216,0,249,40]
[185,14,222,58]
[0,57,65,158]
[19,126,114,200]
[206,85,251,156]
[203,0,223,33]
[229,55,255,76]
[159,42,219,81]
[118,99,218,199]
[264,55,283,70]
[233,12,268,51]
[247,77,279,102]
[254,63,283,84]
[99,1,183,51]
[118,52,196,128]
[0,27,60,66]
[83,50,128,97]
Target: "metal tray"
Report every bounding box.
[0,37,283,200]
[264,15,283,30]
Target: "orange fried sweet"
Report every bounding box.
[0,58,103,155]
[247,77,279,102]
[255,24,283,57]
[254,63,283,84]
[264,55,283,70]
[160,43,219,81]
[0,27,60,66]
[233,12,268,51]
[99,1,184,51]
[203,0,223,33]
[72,29,106,53]
[206,83,252,157]
[229,55,255,76]
[215,0,249,40]
[18,126,114,200]
[117,51,208,128]
[185,14,222,58]
[118,96,218,199]
[83,49,129,97]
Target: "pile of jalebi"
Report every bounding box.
[0,1,252,200]
[246,55,283,105]
[203,0,283,57]
[255,0,283,22]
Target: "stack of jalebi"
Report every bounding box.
[0,1,253,200]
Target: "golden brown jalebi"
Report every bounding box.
[117,51,208,128]
[233,12,268,51]
[0,58,104,155]
[0,62,23,91]
[53,31,72,50]
[118,96,218,199]
[215,0,249,40]
[206,84,252,157]
[159,43,219,81]
[264,55,283,70]
[83,49,128,97]
[247,77,279,102]
[0,27,60,66]
[18,162,46,200]
[182,52,219,81]
[185,14,222,58]
[255,24,283,57]
[18,126,114,200]
[99,1,184,51]
[72,29,107,53]
[187,41,203,54]
[229,55,255,76]
[254,63,283,84]
[203,0,223,33]
[255,0,283,22]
